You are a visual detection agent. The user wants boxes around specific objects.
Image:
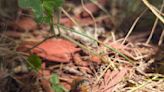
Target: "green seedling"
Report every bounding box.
[27,54,42,72]
[50,73,68,92]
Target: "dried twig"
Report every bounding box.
[142,0,164,24]
[146,0,164,44]
[122,9,147,45]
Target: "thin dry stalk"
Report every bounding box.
[81,0,98,39]
[121,10,146,45]
[146,18,159,44]
[142,0,164,24]
[146,0,164,44]
[61,8,81,28]
[158,29,164,45]
[94,63,112,85]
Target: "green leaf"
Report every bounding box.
[18,0,31,9]
[18,0,42,9]
[27,54,42,71]
[54,0,64,10]
[36,16,51,23]
[43,0,64,10]
[50,73,60,84]
[18,0,64,23]
[18,0,44,22]
[50,73,68,92]
[43,1,54,14]
[52,85,65,92]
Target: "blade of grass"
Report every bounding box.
[60,33,97,55]
[59,25,134,64]
[60,7,133,63]
[129,76,161,92]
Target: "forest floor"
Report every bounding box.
[0,0,164,92]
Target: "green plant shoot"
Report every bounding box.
[18,0,64,23]
[50,73,68,92]
[27,54,42,71]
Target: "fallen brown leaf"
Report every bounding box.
[13,17,37,31]
[102,68,129,92]
[32,39,80,62]
[73,53,89,67]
